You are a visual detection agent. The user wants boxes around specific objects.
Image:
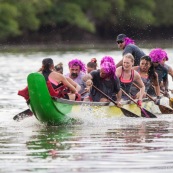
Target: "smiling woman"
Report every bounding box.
[116,53,145,106]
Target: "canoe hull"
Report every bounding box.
[27,73,161,125]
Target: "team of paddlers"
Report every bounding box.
[18,34,173,108]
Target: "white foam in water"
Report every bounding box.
[68,103,110,125]
[66,99,173,129]
[67,103,143,127]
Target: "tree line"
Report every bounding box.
[0,0,173,42]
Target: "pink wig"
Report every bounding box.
[68,59,86,73]
[100,56,116,67]
[100,56,116,79]
[149,48,168,62]
[124,37,135,46]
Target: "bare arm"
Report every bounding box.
[115,66,122,78]
[54,73,77,93]
[62,77,77,93]
[168,66,173,81]
[116,59,123,68]
[134,71,145,100]
[66,77,81,92]
[116,90,122,102]
[152,73,160,97]
[154,85,160,97]
[132,66,139,71]
[82,74,93,82]
[163,76,169,91]
[82,74,93,92]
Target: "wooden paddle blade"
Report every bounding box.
[158,105,173,114]
[92,85,140,118]
[169,98,173,108]
[13,109,33,121]
[120,107,139,118]
[141,108,157,118]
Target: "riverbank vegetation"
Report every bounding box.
[0,0,173,44]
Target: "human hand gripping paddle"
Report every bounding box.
[92,85,140,118]
[152,85,173,108]
[133,83,173,114]
[120,88,157,118]
[169,92,173,108]
[160,89,173,109]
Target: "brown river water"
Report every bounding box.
[0,48,173,173]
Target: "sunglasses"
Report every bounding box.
[117,40,123,44]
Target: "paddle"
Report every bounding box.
[13,109,33,121]
[152,85,173,108]
[160,89,173,108]
[120,88,157,118]
[92,85,139,118]
[133,82,173,114]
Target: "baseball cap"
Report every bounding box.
[116,34,126,42]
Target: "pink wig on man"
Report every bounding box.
[68,59,86,73]
[116,34,135,46]
[149,48,168,63]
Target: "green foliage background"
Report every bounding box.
[0,0,172,42]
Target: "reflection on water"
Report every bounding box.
[0,49,173,172]
[27,121,171,158]
[15,120,172,172]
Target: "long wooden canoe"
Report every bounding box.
[27,73,163,125]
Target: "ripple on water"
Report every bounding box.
[1,51,173,172]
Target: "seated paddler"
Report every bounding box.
[116,53,145,107]
[86,58,97,73]
[65,59,88,100]
[149,48,169,97]
[131,55,161,103]
[18,58,81,101]
[83,56,121,106]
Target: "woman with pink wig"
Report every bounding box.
[83,56,121,104]
[149,48,169,97]
[116,34,145,67]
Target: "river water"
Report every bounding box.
[0,48,173,173]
